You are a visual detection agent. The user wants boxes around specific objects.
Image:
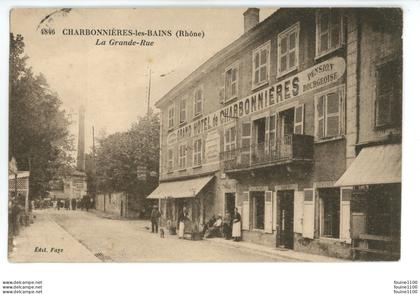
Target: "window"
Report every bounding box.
[193,138,202,166]
[277,23,299,76]
[167,148,174,172]
[252,41,270,88]
[224,126,236,152]
[316,10,343,57]
[315,86,344,140]
[225,64,239,102]
[194,87,203,116]
[375,60,402,128]
[179,144,187,169]
[319,188,340,239]
[179,98,187,124]
[168,104,175,129]
[252,191,265,230]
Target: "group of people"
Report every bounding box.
[150,205,242,241]
[53,195,94,211]
[203,208,241,241]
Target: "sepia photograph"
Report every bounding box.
[8,7,402,263]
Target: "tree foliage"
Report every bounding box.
[95,113,160,197]
[9,33,74,197]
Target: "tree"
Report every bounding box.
[94,113,160,216]
[9,33,74,198]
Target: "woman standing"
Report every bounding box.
[178,206,188,239]
[232,207,241,242]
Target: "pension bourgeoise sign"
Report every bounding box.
[170,56,345,143]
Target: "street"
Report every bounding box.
[9,209,305,262]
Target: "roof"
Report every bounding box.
[147,175,214,199]
[155,8,286,108]
[8,171,30,180]
[335,144,401,187]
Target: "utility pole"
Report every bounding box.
[147,67,152,117]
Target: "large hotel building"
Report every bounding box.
[149,8,402,260]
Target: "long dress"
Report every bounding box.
[232,212,241,238]
[178,211,188,238]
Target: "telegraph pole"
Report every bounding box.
[147,67,152,117]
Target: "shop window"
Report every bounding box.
[316,10,344,58]
[193,138,202,166]
[168,104,175,129]
[375,59,402,128]
[252,41,270,88]
[319,188,340,239]
[315,86,344,141]
[179,144,187,169]
[179,97,187,124]
[252,192,265,230]
[277,23,299,76]
[224,126,236,152]
[167,148,173,172]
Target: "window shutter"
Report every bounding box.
[316,96,325,139]
[241,122,251,166]
[242,192,250,230]
[294,104,305,134]
[264,191,273,233]
[302,188,315,239]
[265,116,270,154]
[340,187,352,243]
[293,191,304,234]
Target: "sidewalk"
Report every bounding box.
[94,212,343,262]
[9,210,99,263]
[207,238,343,262]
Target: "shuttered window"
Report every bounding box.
[167,148,174,172]
[224,126,236,152]
[315,86,344,140]
[316,10,343,57]
[193,138,202,166]
[252,41,270,88]
[179,98,187,124]
[375,60,402,128]
[294,104,305,134]
[168,104,175,129]
[278,23,299,76]
[241,121,251,166]
[194,87,203,116]
[225,64,239,102]
[179,144,187,169]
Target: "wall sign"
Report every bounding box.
[205,130,220,163]
[174,56,346,141]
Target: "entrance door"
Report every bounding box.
[277,190,294,249]
[225,193,236,216]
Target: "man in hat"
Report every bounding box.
[150,205,161,234]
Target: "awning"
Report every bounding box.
[147,175,214,199]
[335,144,401,187]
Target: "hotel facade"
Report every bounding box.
[149,8,402,260]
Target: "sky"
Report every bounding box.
[10,8,277,151]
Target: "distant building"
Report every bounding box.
[50,105,87,202]
[150,8,402,260]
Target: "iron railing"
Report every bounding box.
[220,134,314,171]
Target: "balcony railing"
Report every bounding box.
[221,134,314,172]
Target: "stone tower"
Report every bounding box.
[76,105,85,171]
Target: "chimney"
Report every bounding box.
[243,8,260,33]
[76,105,86,171]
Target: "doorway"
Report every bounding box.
[279,108,294,138]
[276,190,294,249]
[225,193,236,217]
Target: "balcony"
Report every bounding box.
[221,134,314,172]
